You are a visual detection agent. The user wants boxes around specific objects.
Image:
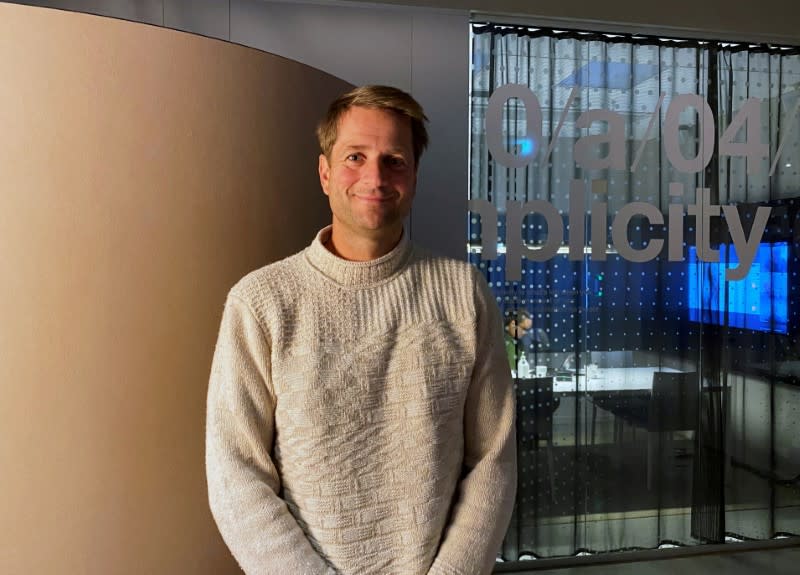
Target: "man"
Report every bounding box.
[505,309,551,372]
[504,309,531,372]
[206,85,516,575]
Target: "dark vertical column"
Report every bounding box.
[691,44,726,544]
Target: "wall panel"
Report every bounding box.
[0,4,351,573]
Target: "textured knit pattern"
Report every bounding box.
[206,227,516,575]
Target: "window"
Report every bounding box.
[469,23,800,560]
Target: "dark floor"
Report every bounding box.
[495,541,800,574]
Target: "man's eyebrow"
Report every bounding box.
[339,144,369,152]
[339,144,410,154]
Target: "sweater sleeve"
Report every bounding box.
[428,271,517,575]
[206,294,336,575]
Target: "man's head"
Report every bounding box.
[317,85,429,167]
[505,309,532,339]
[316,86,429,260]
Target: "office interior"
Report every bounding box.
[1,1,798,574]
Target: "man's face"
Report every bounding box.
[318,106,416,244]
[507,320,526,339]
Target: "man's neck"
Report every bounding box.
[325,225,403,262]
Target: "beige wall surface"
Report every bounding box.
[0,4,351,573]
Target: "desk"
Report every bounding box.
[553,367,680,394]
[553,366,685,456]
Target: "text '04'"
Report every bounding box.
[486,84,797,177]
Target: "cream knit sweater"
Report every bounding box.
[206,227,516,575]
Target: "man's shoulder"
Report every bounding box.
[407,246,490,298]
[228,249,307,306]
[407,245,497,317]
[409,245,481,280]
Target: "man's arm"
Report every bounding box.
[428,272,517,575]
[206,294,335,575]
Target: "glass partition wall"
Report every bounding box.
[468,23,800,560]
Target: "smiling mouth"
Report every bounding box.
[353,194,395,203]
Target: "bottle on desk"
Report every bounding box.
[517,352,531,378]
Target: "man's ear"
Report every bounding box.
[318,154,330,196]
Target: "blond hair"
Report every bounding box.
[316,85,429,166]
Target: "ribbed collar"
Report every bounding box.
[304,226,412,288]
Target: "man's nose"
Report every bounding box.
[361,157,390,187]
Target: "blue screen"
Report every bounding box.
[687,242,789,333]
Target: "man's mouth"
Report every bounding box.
[353,194,395,203]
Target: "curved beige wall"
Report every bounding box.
[0,4,351,574]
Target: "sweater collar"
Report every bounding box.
[305,226,411,287]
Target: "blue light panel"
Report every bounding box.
[687,243,789,333]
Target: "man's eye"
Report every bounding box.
[387,157,406,168]
[346,153,361,162]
